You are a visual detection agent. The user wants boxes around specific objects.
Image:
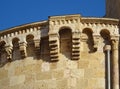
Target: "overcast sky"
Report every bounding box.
[0,0,105,30]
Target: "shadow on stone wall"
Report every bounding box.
[40,36,50,62]
[82,28,95,53]
[59,27,72,59]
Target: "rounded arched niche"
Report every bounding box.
[59,27,72,58]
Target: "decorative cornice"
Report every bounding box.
[49,14,81,26]
[0,14,120,63]
[49,14,81,20]
[81,17,119,25]
[0,20,48,35]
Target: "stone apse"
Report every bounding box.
[0,14,119,89]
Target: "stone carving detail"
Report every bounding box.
[0,15,119,61]
[93,34,100,50]
[19,42,27,58]
[72,32,80,60]
[34,39,40,56]
[111,36,119,50]
[5,45,13,61]
[80,34,88,42]
[49,34,59,61]
[0,14,120,89]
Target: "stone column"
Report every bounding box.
[111,39,119,89]
[104,45,111,89]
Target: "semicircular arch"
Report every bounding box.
[100,29,110,40]
[0,40,6,47]
[12,37,20,43]
[82,28,93,33]
[26,34,34,42]
[59,26,72,33]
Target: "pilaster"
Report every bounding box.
[34,39,40,56]
[72,32,80,60]
[49,33,59,61]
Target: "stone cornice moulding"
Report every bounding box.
[81,17,119,25]
[0,20,48,35]
[0,14,120,40]
[49,14,81,20]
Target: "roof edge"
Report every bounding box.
[0,20,48,34]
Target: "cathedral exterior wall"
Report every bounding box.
[0,14,119,89]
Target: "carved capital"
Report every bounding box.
[111,40,119,50]
[19,42,27,58]
[111,35,119,41]
[49,33,59,41]
[72,32,81,39]
[103,45,111,51]
[111,35,119,50]
[34,39,40,48]
[93,35,100,49]
[80,34,88,42]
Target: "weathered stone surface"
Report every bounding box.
[76,78,88,89]
[78,60,89,69]
[36,71,52,80]
[0,13,120,89]
[0,69,8,80]
[52,70,64,79]
[10,75,25,86]
[56,79,68,89]
[35,81,48,89]
[0,78,9,88]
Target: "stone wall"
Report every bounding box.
[0,15,119,89]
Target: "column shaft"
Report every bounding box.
[104,45,111,89]
[107,50,111,89]
[112,41,119,89]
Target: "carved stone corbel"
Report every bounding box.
[93,34,100,50]
[19,42,27,58]
[80,33,88,42]
[4,45,13,61]
[34,39,40,56]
